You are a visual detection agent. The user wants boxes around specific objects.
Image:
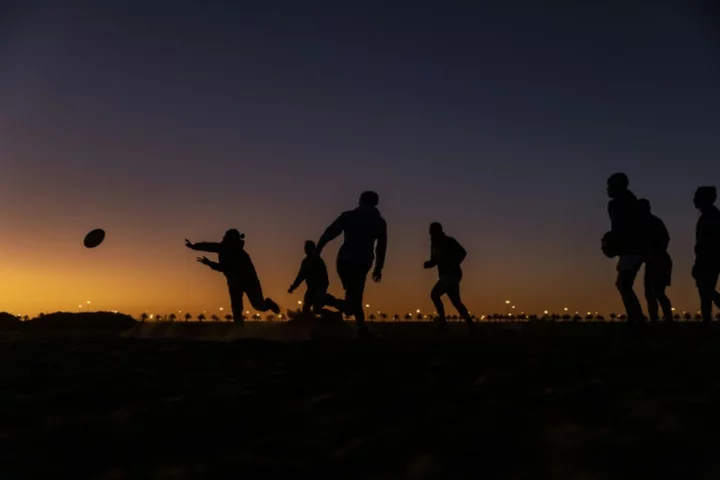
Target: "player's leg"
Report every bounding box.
[302,289,314,317]
[699,283,714,323]
[330,259,351,315]
[245,280,280,314]
[322,292,345,313]
[644,271,659,322]
[345,263,370,331]
[694,265,715,323]
[346,275,368,327]
[430,280,447,322]
[712,267,720,310]
[228,282,245,324]
[311,288,327,316]
[655,285,673,321]
[446,277,472,324]
[616,255,644,323]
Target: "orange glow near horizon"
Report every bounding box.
[0,216,705,318]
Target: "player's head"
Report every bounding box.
[429,222,443,238]
[694,186,717,210]
[359,191,379,207]
[223,229,245,247]
[304,240,316,255]
[638,198,651,214]
[607,173,629,198]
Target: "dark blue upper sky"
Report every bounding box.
[1,0,719,314]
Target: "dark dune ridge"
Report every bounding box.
[2,322,720,478]
[0,312,22,330]
[0,311,137,332]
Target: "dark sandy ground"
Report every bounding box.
[2,323,720,479]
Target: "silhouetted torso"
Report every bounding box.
[324,206,387,267]
[298,255,329,289]
[608,190,643,255]
[696,206,720,265]
[431,235,466,277]
[218,244,258,285]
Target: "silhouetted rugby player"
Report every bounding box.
[185,230,280,323]
[638,199,673,322]
[316,191,387,336]
[692,187,720,322]
[288,240,329,317]
[606,173,645,323]
[424,222,473,329]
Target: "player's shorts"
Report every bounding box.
[645,252,672,287]
[337,260,372,292]
[617,255,643,273]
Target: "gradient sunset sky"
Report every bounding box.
[1,0,719,317]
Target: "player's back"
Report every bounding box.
[219,245,257,283]
[646,214,670,253]
[338,206,385,263]
[303,255,329,289]
[432,235,465,276]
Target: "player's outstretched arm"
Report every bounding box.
[197,256,225,272]
[316,214,345,255]
[186,239,222,253]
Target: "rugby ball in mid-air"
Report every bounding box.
[84,229,106,248]
[601,231,617,259]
